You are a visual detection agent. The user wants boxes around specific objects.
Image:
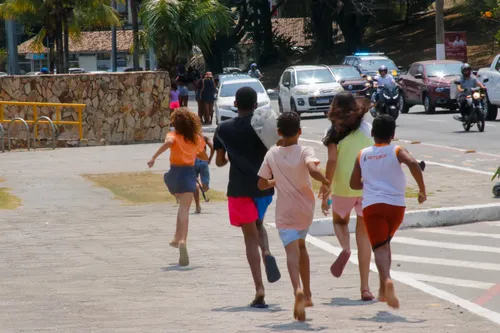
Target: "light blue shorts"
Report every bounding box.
[278,228,309,247]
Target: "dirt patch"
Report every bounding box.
[0,179,21,210]
[82,172,227,205]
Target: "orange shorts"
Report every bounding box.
[362,203,405,250]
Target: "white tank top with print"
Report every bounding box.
[359,144,406,209]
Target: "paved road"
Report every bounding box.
[316,221,500,324]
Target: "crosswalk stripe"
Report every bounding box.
[392,237,500,253]
[393,271,494,289]
[416,228,500,239]
[391,254,500,271]
[486,222,500,227]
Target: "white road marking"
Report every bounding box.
[428,119,446,122]
[391,272,494,290]
[486,221,500,226]
[391,254,500,271]
[417,228,500,239]
[296,230,500,325]
[393,236,500,253]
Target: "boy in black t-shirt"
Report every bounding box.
[214,87,281,308]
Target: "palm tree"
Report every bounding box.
[0,0,120,73]
[140,0,231,74]
[129,0,140,70]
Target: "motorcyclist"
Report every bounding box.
[248,63,263,79]
[455,63,486,121]
[370,65,397,115]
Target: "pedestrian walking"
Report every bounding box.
[320,92,374,301]
[213,86,281,308]
[200,72,217,125]
[194,132,214,214]
[169,82,181,112]
[350,114,427,308]
[147,108,206,267]
[177,75,190,107]
[258,112,330,321]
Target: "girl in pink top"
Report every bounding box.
[170,83,181,111]
[258,112,330,322]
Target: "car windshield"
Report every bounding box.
[329,66,361,80]
[219,81,265,97]
[360,59,397,71]
[296,69,335,85]
[425,63,462,77]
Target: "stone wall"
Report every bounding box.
[0,71,170,148]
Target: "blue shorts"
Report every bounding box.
[194,158,210,187]
[253,195,273,221]
[164,165,196,194]
[278,228,309,247]
[179,85,189,96]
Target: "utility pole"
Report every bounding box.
[111,0,117,72]
[5,20,19,75]
[435,0,445,60]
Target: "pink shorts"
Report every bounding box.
[170,101,180,109]
[331,195,363,218]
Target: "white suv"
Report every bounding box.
[278,65,344,114]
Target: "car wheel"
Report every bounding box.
[424,94,435,114]
[290,99,298,113]
[401,94,410,114]
[485,93,498,121]
[278,98,284,113]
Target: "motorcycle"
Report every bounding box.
[453,83,486,132]
[370,84,401,121]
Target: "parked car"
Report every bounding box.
[215,77,274,124]
[477,54,500,120]
[343,52,403,79]
[328,65,372,98]
[0,72,8,76]
[278,65,344,114]
[400,60,463,114]
[217,73,251,87]
[69,67,86,74]
[222,67,243,74]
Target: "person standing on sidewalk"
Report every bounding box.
[213,86,281,308]
[320,92,374,301]
[350,114,427,308]
[258,112,329,321]
[193,133,214,214]
[200,72,217,125]
[147,108,205,267]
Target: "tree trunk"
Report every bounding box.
[405,0,410,26]
[310,1,334,59]
[130,0,140,70]
[55,14,64,74]
[63,12,70,74]
[258,0,275,65]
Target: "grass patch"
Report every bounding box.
[82,171,227,205]
[0,179,21,209]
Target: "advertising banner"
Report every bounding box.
[445,31,467,63]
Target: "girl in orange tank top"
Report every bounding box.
[147,108,205,267]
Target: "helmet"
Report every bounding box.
[251,63,257,68]
[40,67,49,74]
[461,63,472,75]
[378,65,388,74]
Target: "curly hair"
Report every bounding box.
[323,91,370,146]
[170,107,201,144]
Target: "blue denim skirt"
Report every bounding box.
[164,165,197,194]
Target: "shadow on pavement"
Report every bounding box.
[353,311,426,324]
[260,321,328,331]
[162,264,203,272]
[323,297,377,307]
[212,304,283,313]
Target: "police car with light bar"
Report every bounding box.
[343,52,403,81]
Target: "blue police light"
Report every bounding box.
[354,52,370,56]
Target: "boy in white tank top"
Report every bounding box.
[350,114,427,309]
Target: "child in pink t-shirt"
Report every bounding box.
[258,112,330,322]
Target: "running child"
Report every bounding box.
[194,133,214,213]
[214,86,281,309]
[170,83,181,112]
[350,114,427,309]
[147,108,205,267]
[257,112,329,321]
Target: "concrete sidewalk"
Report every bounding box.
[0,145,498,331]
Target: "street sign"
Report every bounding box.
[26,53,45,60]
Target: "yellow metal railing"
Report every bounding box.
[0,101,86,139]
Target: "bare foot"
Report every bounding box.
[304,298,314,307]
[293,290,306,322]
[195,207,201,214]
[378,287,386,302]
[385,279,399,309]
[178,242,189,266]
[169,240,179,248]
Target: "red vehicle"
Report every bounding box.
[400,60,463,114]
